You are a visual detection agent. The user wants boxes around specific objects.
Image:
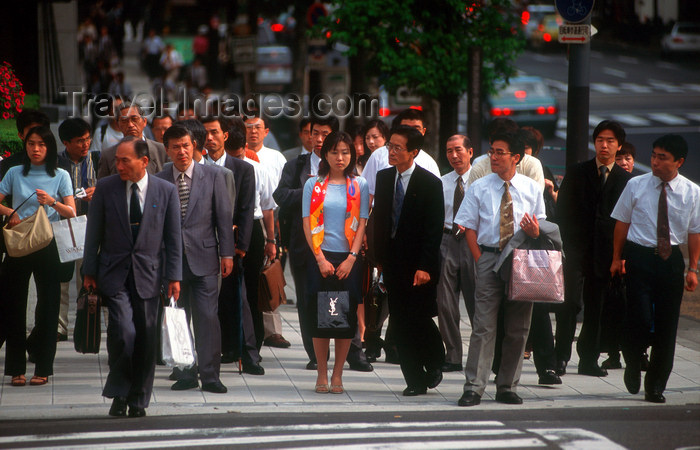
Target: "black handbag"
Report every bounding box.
[317,275,351,331]
[74,288,102,354]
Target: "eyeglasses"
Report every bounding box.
[487,149,512,158]
[245,124,265,131]
[386,143,408,153]
[119,115,143,124]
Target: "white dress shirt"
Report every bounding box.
[455,172,546,247]
[310,151,321,177]
[611,172,700,247]
[363,145,441,195]
[394,162,416,194]
[441,168,471,228]
[208,151,227,167]
[171,161,194,189]
[255,145,287,187]
[467,153,545,192]
[126,173,149,214]
[243,157,276,219]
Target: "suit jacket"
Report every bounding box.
[83,174,182,298]
[156,163,234,277]
[57,151,100,216]
[97,138,169,179]
[557,158,631,275]
[205,154,255,253]
[273,153,312,264]
[164,159,237,218]
[373,165,444,317]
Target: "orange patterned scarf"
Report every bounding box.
[309,176,361,254]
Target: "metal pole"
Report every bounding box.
[565,16,591,168]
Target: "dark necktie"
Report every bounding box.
[178,172,190,220]
[657,182,672,260]
[452,176,465,235]
[392,174,405,238]
[499,181,514,251]
[599,165,609,190]
[129,183,142,241]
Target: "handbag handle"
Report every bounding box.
[4,191,37,222]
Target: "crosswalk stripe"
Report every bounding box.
[647,113,688,125]
[588,115,606,127]
[303,438,546,449]
[686,113,700,122]
[611,114,651,127]
[545,78,568,92]
[683,84,700,92]
[648,79,683,93]
[619,83,653,93]
[591,83,620,94]
[617,56,639,65]
[602,67,626,78]
[528,428,626,450]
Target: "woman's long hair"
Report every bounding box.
[22,126,58,177]
[317,131,356,179]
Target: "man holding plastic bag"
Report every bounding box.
[83,137,182,418]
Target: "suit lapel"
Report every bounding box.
[136,175,158,245]
[300,155,311,186]
[116,179,131,242]
[183,163,202,223]
[400,167,420,224]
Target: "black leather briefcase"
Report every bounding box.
[74,288,102,354]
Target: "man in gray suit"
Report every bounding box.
[156,125,234,393]
[84,136,182,418]
[97,102,169,179]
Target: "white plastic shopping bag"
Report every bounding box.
[161,297,196,369]
[51,215,87,263]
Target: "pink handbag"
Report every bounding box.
[508,249,564,303]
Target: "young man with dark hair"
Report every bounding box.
[282,118,313,161]
[455,130,545,406]
[555,120,632,377]
[373,125,445,396]
[611,134,699,403]
[150,113,174,144]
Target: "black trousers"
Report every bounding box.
[530,303,557,375]
[289,257,315,362]
[219,257,260,365]
[554,259,593,363]
[576,273,609,364]
[622,242,685,394]
[1,241,61,377]
[243,220,265,350]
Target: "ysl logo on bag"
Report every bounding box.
[329,297,339,316]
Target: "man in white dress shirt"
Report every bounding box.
[437,135,476,373]
[610,134,699,404]
[454,130,546,407]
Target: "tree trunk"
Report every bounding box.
[467,46,483,156]
[421,96,440,163]
[438,94,459,173]
[291,3,309,96]
[348,52,369,130]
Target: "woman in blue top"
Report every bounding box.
[302,131,369,395]
[0,126,76,387]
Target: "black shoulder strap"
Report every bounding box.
[5,191,37,220]
[100,123,108,143]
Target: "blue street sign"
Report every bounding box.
[555,0,595,23]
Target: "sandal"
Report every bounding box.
[330,384,344,394]
[30,376,48,386]
[315,384,330,394]
[11,375,26,387]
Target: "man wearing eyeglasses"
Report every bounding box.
[454,130,545,407]
[97,102,169,179]
[372,125,445,397]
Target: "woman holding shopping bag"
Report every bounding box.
[0,126,76,387]
[302,131,369,394]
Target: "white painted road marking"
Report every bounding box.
[603,67,627,78]
[648,113,688,125]
[591,83,621,94]
[611,114,651,127]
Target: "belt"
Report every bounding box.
[479,245,501,254]
[626,241,679,256]
[443,227,453,235]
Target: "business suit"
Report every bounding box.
[83,174,182,409]
[97,139,169,179]
[373,165,445,390]
[156,162,233,384]
[556,159,632,367]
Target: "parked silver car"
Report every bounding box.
[661,22,700,57]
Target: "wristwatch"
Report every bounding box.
[349,252,359,257]
[50,199,57,207]
[265,239,276,244]
[689,268,699,275]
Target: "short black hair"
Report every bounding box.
[487,118,518,143]
[617,142,636,159]
[58,118,91,143]
[393,108,426,129]
[151,112,174,125]
[309,115,339,133]
[391,125,424,152]
[200,116,230,134]
[225,126,246,152]
[491,130,525,164]
[593,120,625,145]
[22,126,57,176]
[299,117,311,132]
[119,135,150,160]
[119,102,145,117]
[162,124,194,148]
[447,134,472,151]
[16,109,50,135]
[176,102,195,117]
[179,119,206,150]
[520,126,544,156]
[653,134,688,161]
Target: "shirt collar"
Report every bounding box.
[654,173,681,191]
[173,161,195,180]
[399,162,416,178]
[127,172,149,193]
[595,158,615,173]
[61,150,85,164]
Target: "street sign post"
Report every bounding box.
[559,24,591,44]
[555,0,595,23]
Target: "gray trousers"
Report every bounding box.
[436,233,476,364]
[58,259,83,335]
[463,252,533,395]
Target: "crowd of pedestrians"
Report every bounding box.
[0,102,697,417]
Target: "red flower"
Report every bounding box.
[16,107,21,113]
[3,73,9,80]
[3,101,9,109]
[2,112,9,119]
[8,81,15,88]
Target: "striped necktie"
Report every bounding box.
[499,181,514,251]
[392,174,405,238]
[178,172,190,220]
[657,182,671,260]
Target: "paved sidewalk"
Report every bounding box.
[1,271,699,420]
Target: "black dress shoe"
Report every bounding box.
[555,360,567,376]
[57,333,68,342]
[577,362,608,377]
[538,370,563,385]
[365,350,378,363]
[171,378,199,391]
[305,360,318,370]
[457,391,481,407]
[242,362,265,375]
[202,380,228,394]
[640,352,650,371]
[348,360,374,372]
[441,362,463,373]
[644,391,666,403]
[169,368,183,381]
[385,347,400,364]
[495,391,523,405]
[109,397,127,417]
[601,356,622,370]
[221,352,238,364]
[402,386,427,396]
[426,369,443,389]
[128,406,146,418]
[624,364,641,394]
